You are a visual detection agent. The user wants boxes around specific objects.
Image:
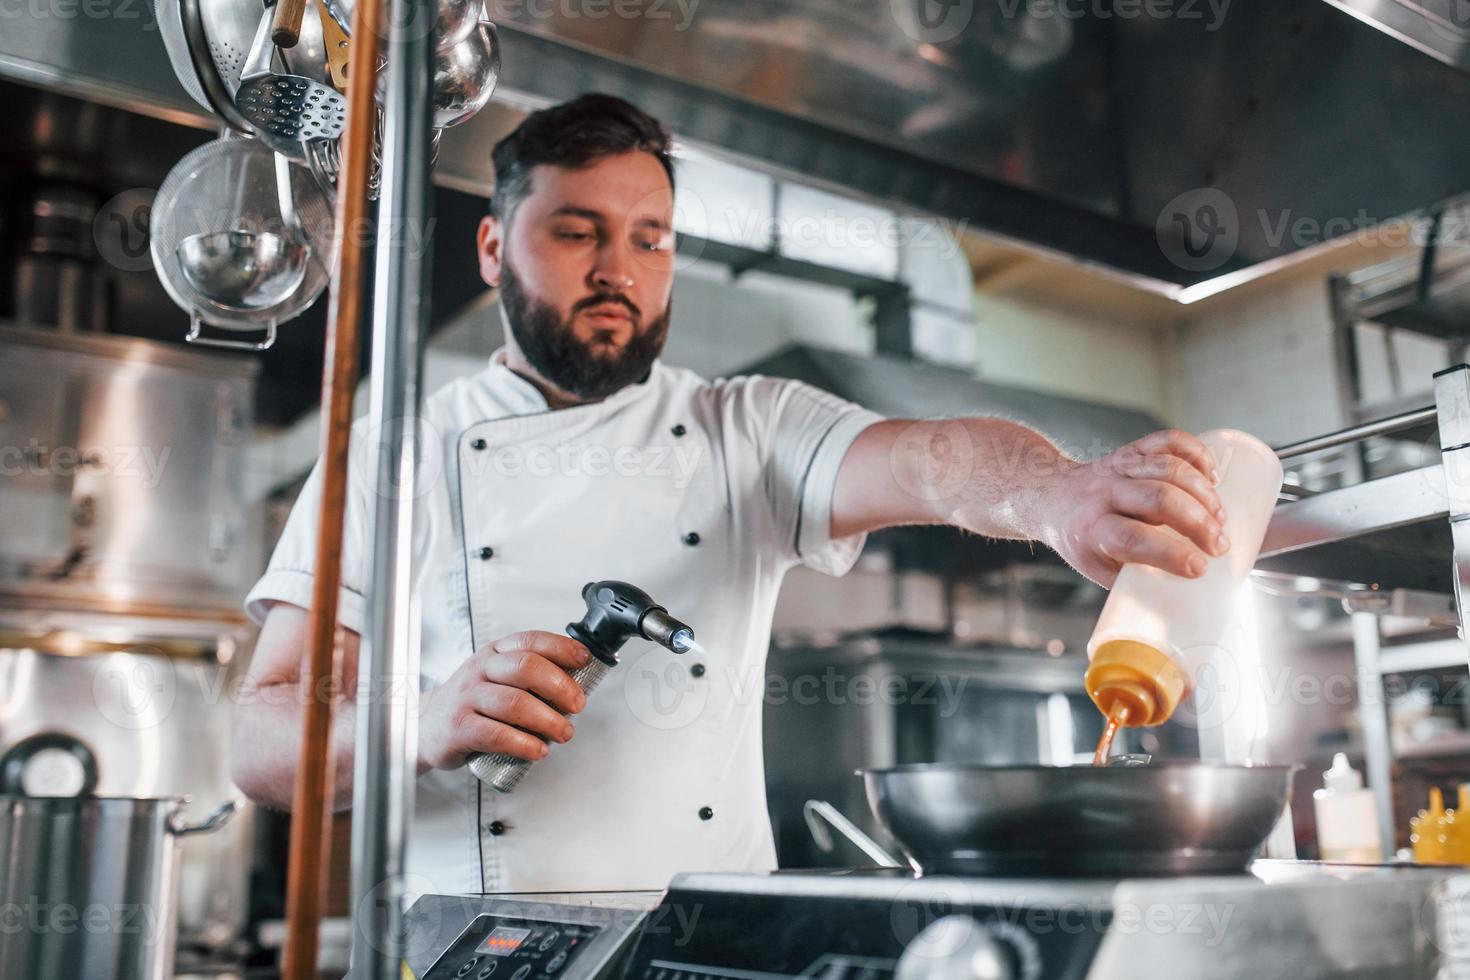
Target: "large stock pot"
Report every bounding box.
[0,795,238,980]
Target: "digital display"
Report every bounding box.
[477,925,533,956]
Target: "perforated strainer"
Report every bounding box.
[235,5,348,149]
[151,134,335,350]
[156,0,265,111]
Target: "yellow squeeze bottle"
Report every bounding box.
[1412,788,1449,864]
[1086,430,1284,732]
[1451,786,1470,864]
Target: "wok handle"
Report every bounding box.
[171,799,242,837]
[803,800,903,868]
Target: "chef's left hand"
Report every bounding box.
[1035,429,1228,588]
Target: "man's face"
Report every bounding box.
[477,150,676,400]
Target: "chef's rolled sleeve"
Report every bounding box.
[792,401,883,574]
[746,378,883,576]
[244,451,370,636]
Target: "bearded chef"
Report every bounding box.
[232,94,1230,896]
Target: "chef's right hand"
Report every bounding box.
[417,630,591,772]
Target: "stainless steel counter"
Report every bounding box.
[400,861,1468,980]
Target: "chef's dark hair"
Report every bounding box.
[489,93,675,221]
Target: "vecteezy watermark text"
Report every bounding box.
[999,0,1231,31]
[486,0,699,31]
[0,0,159,27]
[463,442,706,490]
[1,899,171,943]
[890,878,1238,950]
[1156,186,1470,273]
[0,441,171,489]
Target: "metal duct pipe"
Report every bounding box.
[347,0,436,974]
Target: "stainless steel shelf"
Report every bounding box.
[1257,464,1453,593]
[1260,465,1448,559]
[1376,638,1469,675]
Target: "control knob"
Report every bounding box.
[894,915,1013,980]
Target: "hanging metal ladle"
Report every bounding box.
[174,229,308,314]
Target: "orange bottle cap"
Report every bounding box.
[1085,639,1188,727]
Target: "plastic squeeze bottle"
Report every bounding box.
[1312,753,1383,863]
[1085,429,1284,742]
[1412,788,1450,864]
[1452,787,1470,864]
[1444,797,1464,864]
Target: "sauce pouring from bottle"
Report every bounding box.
[1081,429,1284,766]
[1092,704,1130,765]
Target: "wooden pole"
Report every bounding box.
[280,0,383,974]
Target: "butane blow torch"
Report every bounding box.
[466,580,695,792]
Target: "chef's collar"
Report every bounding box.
[485,346,661,416]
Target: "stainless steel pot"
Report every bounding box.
[0,795,238,980]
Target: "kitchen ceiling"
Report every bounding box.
[3,1,1469,294]
[471,0,1470,294]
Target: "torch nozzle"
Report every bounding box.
[641,607,695,654]
[569,580,696,664]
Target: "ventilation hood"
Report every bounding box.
[1321,0,1470,70]
[4,1,1469,299]
[739,343,1162,454]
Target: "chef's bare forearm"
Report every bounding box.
[831,416,1071,542]
[929,418,1067,540]
[833,417,1227,587]
[231,687,359,811]
[230,602,362,811]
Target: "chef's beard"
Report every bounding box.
[498,256,671,402]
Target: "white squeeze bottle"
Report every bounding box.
[1313,753,1383,863]
[1085,429,1284,735]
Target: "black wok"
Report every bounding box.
[861,762,1296,877]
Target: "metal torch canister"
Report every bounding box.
[466,580,694,792]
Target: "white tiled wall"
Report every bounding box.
[1173,291,1455,441]
[967,258,1443,447]
[659,261,869,378]
[1171,277,1349,443]
[1352,321,1456,409]
[971,291,1177,421]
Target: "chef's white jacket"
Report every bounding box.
[245,348,882,895]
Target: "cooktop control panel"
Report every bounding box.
[422,915,597,979]
[406,893,659,980]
